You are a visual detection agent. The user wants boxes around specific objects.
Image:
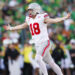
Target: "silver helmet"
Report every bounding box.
[28,3,43,15]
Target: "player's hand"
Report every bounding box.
[3,24,11,30]
[66,13,71,19]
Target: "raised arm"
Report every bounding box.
[4,22,28,31]
[44,13,71,24]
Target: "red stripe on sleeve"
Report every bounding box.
[44,15,48,18]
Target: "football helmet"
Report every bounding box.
[28,3,43,15]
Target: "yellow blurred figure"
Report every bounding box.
[21,43,32,63]
[21,43,33,75]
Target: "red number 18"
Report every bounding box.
[30,23,40,35]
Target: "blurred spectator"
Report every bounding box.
[12,39,20,52]
[2,5,15,16]
[29,45,39,75]
[0,10,4,26]
[2,32,9,42]
[70,39,75,66]
[71,7,75,21]
[0,47,5,75]
[67,0,75,4]
[4,40,20,75]
[9,30,20,40]
[0,1,5,10]
[63,7,73,31]
[43,0,50,5]
[69,39,75,75]
[3,39,11,48]
[20,42,33,75]
[62,29,71,38]
[61,45,71,75]
[64,18,73,31]
[52,42,65,66]
[4,16,14,24]
[8,0,19,8]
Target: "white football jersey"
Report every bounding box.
[26,13,49,44]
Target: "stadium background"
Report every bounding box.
[0,0,75,75]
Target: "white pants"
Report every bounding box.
[8,58,21,75]
[35,40,53,60]
[35,40,63,75]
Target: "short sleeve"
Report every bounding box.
[43,13,49,18]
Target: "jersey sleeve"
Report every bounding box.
[43,13,49,18]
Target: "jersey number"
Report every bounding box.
[30,23,40,35]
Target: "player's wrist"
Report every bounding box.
[9,27,14,30]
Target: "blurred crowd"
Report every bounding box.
[0,0,75,75]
